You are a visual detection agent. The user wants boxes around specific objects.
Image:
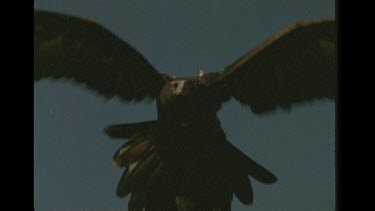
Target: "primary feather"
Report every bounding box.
[34,10,171,102]
[201,19,337,114]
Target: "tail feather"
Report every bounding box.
[113,138,155,167]
[108,120,176,210]
[105,120,157,139]
[128,162,164,210]
[129,162,177,211]
[233,173,253,205]
[116,149,158,197]
[226,142,277,184]
[106,120,276,211]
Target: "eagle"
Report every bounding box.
[34,10,337,211]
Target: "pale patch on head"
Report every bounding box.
[171,80,186,95]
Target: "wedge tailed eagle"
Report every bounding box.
[34,10,337,211]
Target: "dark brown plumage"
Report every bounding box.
[34,11,172,101]
[34,9,337,211]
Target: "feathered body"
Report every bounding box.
[108,78,277,210]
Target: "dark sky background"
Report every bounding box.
[34,1,336,210]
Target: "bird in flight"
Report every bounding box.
[34,10,336,211]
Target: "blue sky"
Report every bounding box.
[34,1,336,210]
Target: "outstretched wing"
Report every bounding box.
[34,10,171,102]
[203,19,337,114]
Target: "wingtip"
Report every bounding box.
[262,174,278,184]
[104,126,116,137]
[251,170,278,184]
[240,194,253,206]
[104,125,128,139]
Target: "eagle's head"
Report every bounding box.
[157,77,215,117]
[156,73,228,123]
[159,79,194,105]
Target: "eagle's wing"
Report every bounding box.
[34,10,171,102]
[203,19,337,114]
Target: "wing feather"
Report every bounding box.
[34,10,171,102]
[204,19,337,114]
